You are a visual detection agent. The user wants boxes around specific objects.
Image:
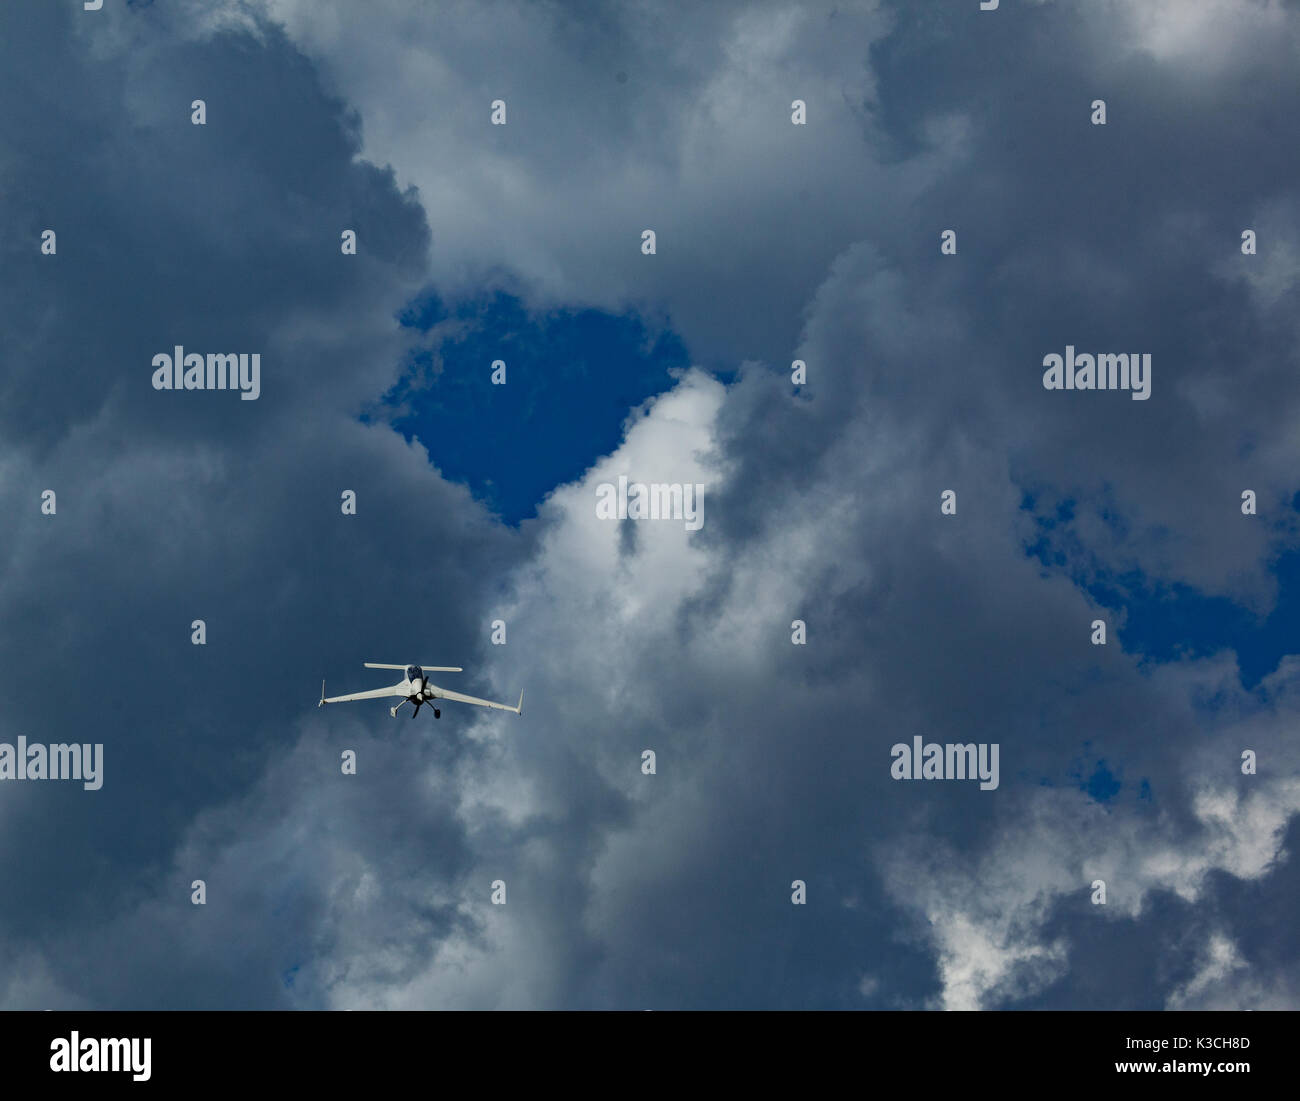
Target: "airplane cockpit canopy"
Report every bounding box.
[406,664,422,682]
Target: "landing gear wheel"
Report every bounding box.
[390,707,398,718]
[434,709,441,719]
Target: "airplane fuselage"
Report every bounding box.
[403,665,431,702]
[399,665,440,718]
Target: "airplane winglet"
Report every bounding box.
[517,688,524,716]
[319,679,326,708]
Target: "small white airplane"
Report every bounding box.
[319,663,523,720]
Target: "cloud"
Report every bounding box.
[2,0,1300,1013]
[259,0,955,367]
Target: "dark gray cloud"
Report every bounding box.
[0,0,519,1008]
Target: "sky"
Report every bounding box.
[1,0,1298,1010]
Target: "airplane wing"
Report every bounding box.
[319,681,406,706]
[364,663,463,672]
[426,683,524,716]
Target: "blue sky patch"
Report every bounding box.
[1023,496,1300,689]
[374,290,690,524]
